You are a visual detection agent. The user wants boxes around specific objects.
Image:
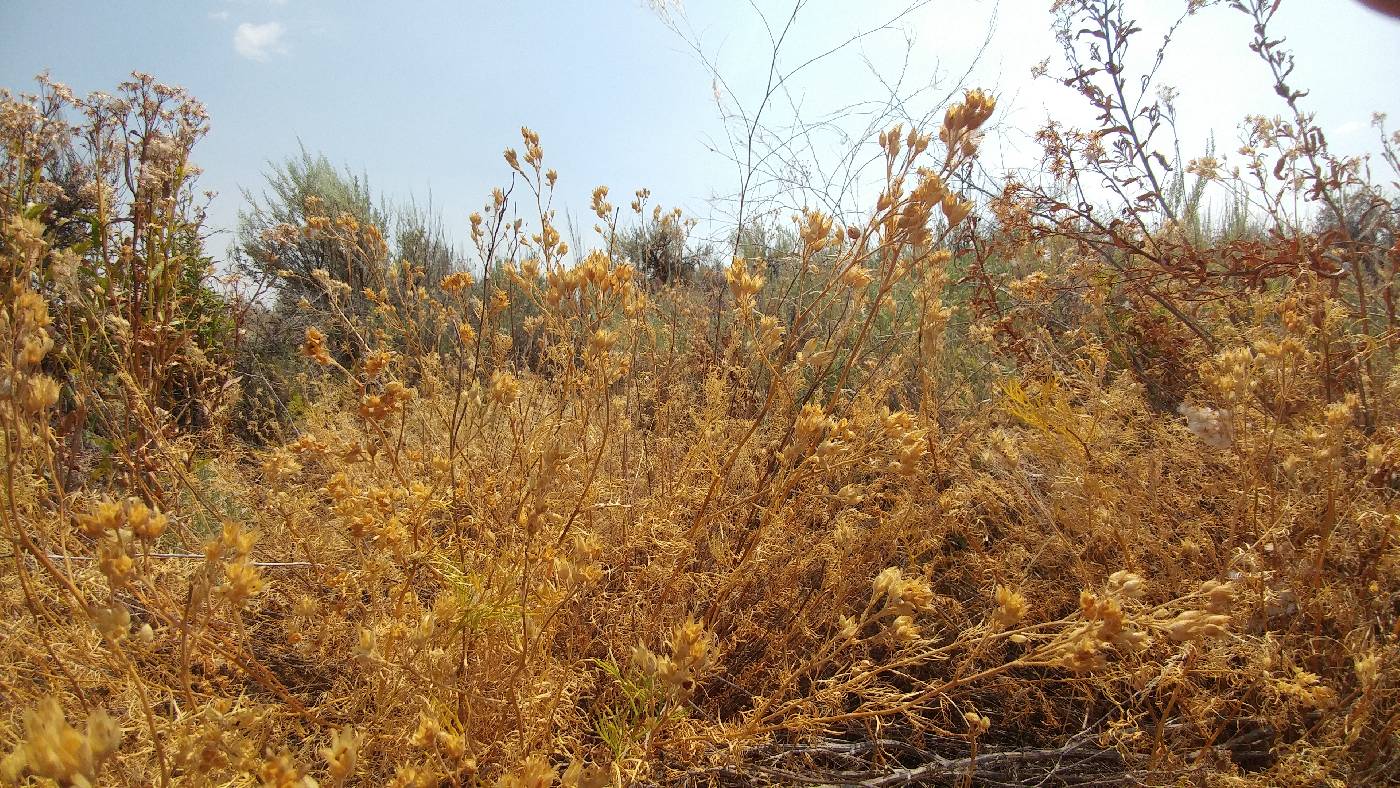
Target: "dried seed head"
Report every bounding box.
[79,499,125,536]
[220,560,266,607]
[890,615,920,643]
[300,326,331,365]
[97,539,134,585]
[2,697,120,786]
[798,209,834,252]
[940,194,973,226]
[88,601,131,641]
[993,585,1028,628]
[321,727,360,784]
[18,334,53,369]
[410,713,440,749]
[257,752,312,787]
[872,567,903,602]
[1107,570,1146,600]
[726,256,765,302]
[1163,609,1230,642]
[1177,403,1233,449]
[964,710,992,735]
[499,754,556,788]
[490,370,521,406]
[1200,580,1234,613]
[126,499,169,541]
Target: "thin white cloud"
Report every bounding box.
[209,10,231,21]
[234,21,286,61]
[1332,120,1364,138]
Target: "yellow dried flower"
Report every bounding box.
[321,726,359,784]
[497,754,556,788]
[1,697,120,786]
[1163,609,1230,642]
[490,370,521,406]
[79,499,125,536]
[258,752,314,787]
[1107,570,1146,600]
[964,710,992,734]
[220,560,266,606]
[21,374,60,413]
[18,334,53,368]
[89,601,131,641]
[1200,580,1234,613]
[262,448,303,484]
[840,263,873,289]
[890,615,920,643]
[872,567,903,602]
[97,539,134,585]
[410,712,440,749]
[726,257,765,302]
[300,326,331,365]
[993,585,1028,628]
[441,271,473,292]
[940,194,973,226]
[126,499,170,541]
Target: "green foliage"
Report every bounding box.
[236,145,391,310]
[1,73,233,484]
[591,658,685,762]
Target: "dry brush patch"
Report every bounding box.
[2,25,1399,788]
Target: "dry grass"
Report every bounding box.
[2,6,1399,785]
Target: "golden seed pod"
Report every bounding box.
[79,500,125,536]
[993,585,1028,628]
[964,711,992,734]
[20,375,60,413]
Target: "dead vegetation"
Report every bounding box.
[1,1,1398,785]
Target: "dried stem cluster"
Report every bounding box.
[2,2,1399,785]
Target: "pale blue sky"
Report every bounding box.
[3,1,1397,261]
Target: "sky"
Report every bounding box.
[2,0,1398,263]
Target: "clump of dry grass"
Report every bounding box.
[2,9,1399,785]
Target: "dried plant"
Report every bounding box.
[1,3,1398,785]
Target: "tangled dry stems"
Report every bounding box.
[2,8,1399,785]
